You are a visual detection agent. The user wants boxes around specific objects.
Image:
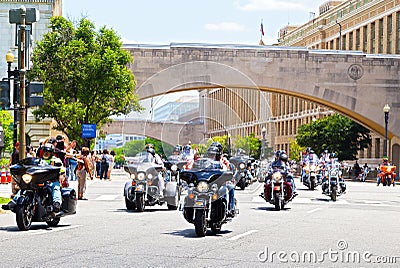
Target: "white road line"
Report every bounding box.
[27,225,82,236]
[227,230,258,241]
[307,207,322,214]
[95,195,119,201]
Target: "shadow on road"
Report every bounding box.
[166,228,232,238]
[253,206,291,212]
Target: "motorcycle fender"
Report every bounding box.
[164,181,177,197]
[123,181,131,197]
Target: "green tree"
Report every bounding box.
[28,17,141,145]
[289,138,305,161]
[144,138,173,159]
[233,133,261,158]
[296,114,371,161]
[0,111,14,155]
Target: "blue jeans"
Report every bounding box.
[100,163,109,180]
[286,175,296,193]
[225,184,235,211]
[67,159,77,181]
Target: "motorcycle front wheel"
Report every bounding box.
[194,209,207,237]
[331,187,337,202]
[16,203,33,231]
[135,193,145,212]
[46,217,60,227]
[274,192,281,211]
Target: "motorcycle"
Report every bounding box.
[322,164,344,201]
[9,158,77,231]
[260,166,293,211]
[378,165,396,186]
[302,163,321,190]
[123,156,180,211]
[230,156,253,190]
[180,158,237,237]
[256,160,269,183]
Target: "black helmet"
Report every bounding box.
[210,142,222,151]
[173,145,181,153]
[43,143,54,153]
[275,150,282,157]
[279,153,288,162]
[329,153,336,158]
[306,147,312,153]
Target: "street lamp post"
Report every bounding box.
[383,104,390,157]
[6,50,19,149]
[336,20,342,50]
[261,126,267,160]
[227,132,231,158]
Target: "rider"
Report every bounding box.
[267,150,297,196]
[206,142,235,216]
[323,153,346,193]
[2,143,65,212]
[377,157,396,186]
[301,148,319,182]
[146,145,166,197]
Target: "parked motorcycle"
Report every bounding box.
[302,163,321,190]
[9,158,77,231]
[322,165,344,201]
[378,165,396,186]
[260,166,293,211]
[123,156,180,211]
[180,158,237,237]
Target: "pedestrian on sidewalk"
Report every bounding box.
[76,147,93,200]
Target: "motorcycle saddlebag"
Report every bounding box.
[61,188,77,215]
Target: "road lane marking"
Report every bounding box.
[27,225,82,236]
[94,195,119,201]
[307,207,322,214]
[227,230,258,241]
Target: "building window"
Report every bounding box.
[387,15,392,54]
[397,12,400,54]
[356,29,360,51]
[342,35,346,50]
[363,25,368,53]
[375,138,380,158]
[371,22,376,54]
[349,32,353,50]
[378,19,383,53]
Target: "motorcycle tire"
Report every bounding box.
[240,180,246,190]
[16,204,33,231]
[167,188,180,210]
[211,223,221,234]
[135,193,145,212]
[194,209,207,237]
[125,197,136,211]
[274,192,281,211]
[46,217,60,227]
[331,187,337,202]
[311,180,315,190]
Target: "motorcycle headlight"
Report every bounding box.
[171,165,178,172]
[147,173,153,179]
[272,172,282,182]
[239,163,246,169]
[130,174,136,179]
[22,174,32,184]
[211,183,218,192]
[197,181,209,193]
[137,172,146,181]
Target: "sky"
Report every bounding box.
[62,0,321,117]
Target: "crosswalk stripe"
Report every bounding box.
[94,195,119,201]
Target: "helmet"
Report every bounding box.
[145,143,154,150]
[279,153,288,162]
[147,148,156,156]
[306,147,312,153]
[173,145,181,153]
[237,148,246,155]
[275,150,282,158]
[329,153,336,158]
[183,145,191,153]
[42,143,54,160]
[382,157,389,162]
[210,142,222,151]
[310,149,315,154]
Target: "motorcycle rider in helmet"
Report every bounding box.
[146,146,166,197]
[267,150,297,197]
[323,153,346,193]
[377,157,395,186]
[301,148,319,182]
[2,142,65,212]
[206,143,236,216]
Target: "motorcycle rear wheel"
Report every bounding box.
[194,209,207,237]
[16,204,33,231]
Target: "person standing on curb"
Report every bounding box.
[76,147,93,200]
[100,149,110,180]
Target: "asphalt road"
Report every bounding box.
[0,170,399,267]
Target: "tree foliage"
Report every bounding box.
[0,111,14,154]
[28,17,141,145]
[296,114,371,161]
[233,133,261,158]
[289,138,305,161]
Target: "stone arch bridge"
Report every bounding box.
[105,43,400,155]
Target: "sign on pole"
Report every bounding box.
[82,124,96,139]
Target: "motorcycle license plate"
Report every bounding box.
[194,199,206,207]
[274,186,281,191]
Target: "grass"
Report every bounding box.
[0,196,10,204]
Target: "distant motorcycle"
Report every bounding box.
[180,158,237,237]
[322,165,345,201]
[302,163,321,190]
[123,156,180,211]
[260,166,293,211]
[230,155,253,190]
[9,158,77,231]
[360,167,369,182]
[378,165,396,187]
[256,160,269,183]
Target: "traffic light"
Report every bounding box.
[26,81,44,107]
[0,81,10,109]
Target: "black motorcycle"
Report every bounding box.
[123,158,181,212]
[230,155,253,190]
[322,164,345,201]
[9,158,77,231]
[180,158,237,237]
